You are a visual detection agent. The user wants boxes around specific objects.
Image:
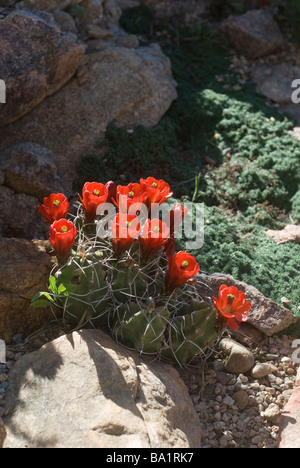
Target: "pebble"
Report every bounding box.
[251,362,275,379]
[0,327,299,449]
[179,333,300,448]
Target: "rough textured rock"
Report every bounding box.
[0,43,177,173]
[251,62,300,105]
[278,367,300,448]
[0,417,6,448]
[17,0,82,12]
[52,9,78,33]
[80,0,104,26]
[2,329,201,448]
[0,142,67,201]
[232,390,249,411]
[0,186,49,239]
[219,338,255,374]
[250,362,276,379]
[220,9,284,60]
[265,224,300,245]
[0,8,86,127]
[264,403,281,425]
[196,272,297,336]
[0,238,54,343]
[143,0,205,24]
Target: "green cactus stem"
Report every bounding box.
[112,302,169,354]
[161,302,218,365]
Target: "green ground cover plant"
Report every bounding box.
[74,7,300,321]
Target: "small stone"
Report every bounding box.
[232,390,249,410]
[0,374,7,383]
[116,35,140,49]
[251,362,275,379]
[264,403,281,424]
[219,435,228,448]
[52,9,78,34]
[223,395,235,407]
[219,338,255,374]
[86,24,113,39]
[251,434,262,445]
[213,412,222,421]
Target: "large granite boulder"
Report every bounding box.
[0,142,67,201]
[0,238,54,343]
[220,9,284,60]
[0,8,86,127]
[0,43,177,180]
[2,329,202,448]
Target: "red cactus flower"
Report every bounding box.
[111,213,141,256]
[162,203,188,256]
[165,251,200,292]
[140,177,173,206]
[49,219,77,264]
[105,180,117,204]
[115,183,148,214]
[213,284,251,330]
[78,182,108,223]
[140,218,170,260]
[38,193,69,224]
[164,203,188,237]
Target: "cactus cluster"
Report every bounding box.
[32,178,251,365]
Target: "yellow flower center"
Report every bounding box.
[153,226,160,232]
[227,294,236,304]
[181,261,189,269]
[128,191,134,198]
[93,189,101,196]
[53,200,60,206]
[61,226,68,233]
[152,182,158,188]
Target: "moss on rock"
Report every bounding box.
[178,204,300,316]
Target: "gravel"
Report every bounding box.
[0,329,299,448]
[178,333,300,448]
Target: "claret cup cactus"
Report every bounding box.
[32,177,251,365]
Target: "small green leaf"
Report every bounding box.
[57,283,69,296]
[31,291,54,304]
[49,276,58,295]
[31,299,53,308]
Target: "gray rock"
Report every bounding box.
[80,0,104,26]
[232,390,248,410]
[220,9,284,59]
[0,238,54,344]
[219,337,255,374]
[0,142,67,201]
[264,403,281,424]
[0,186,49,239]
[196,272,297,336]
[17,0,82,12]
[2,330,201,448]
[52,9,78,33]
[251,362,277,379]
[0,43,177,178]
[0,8,86,127]
[251,62,300,105]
